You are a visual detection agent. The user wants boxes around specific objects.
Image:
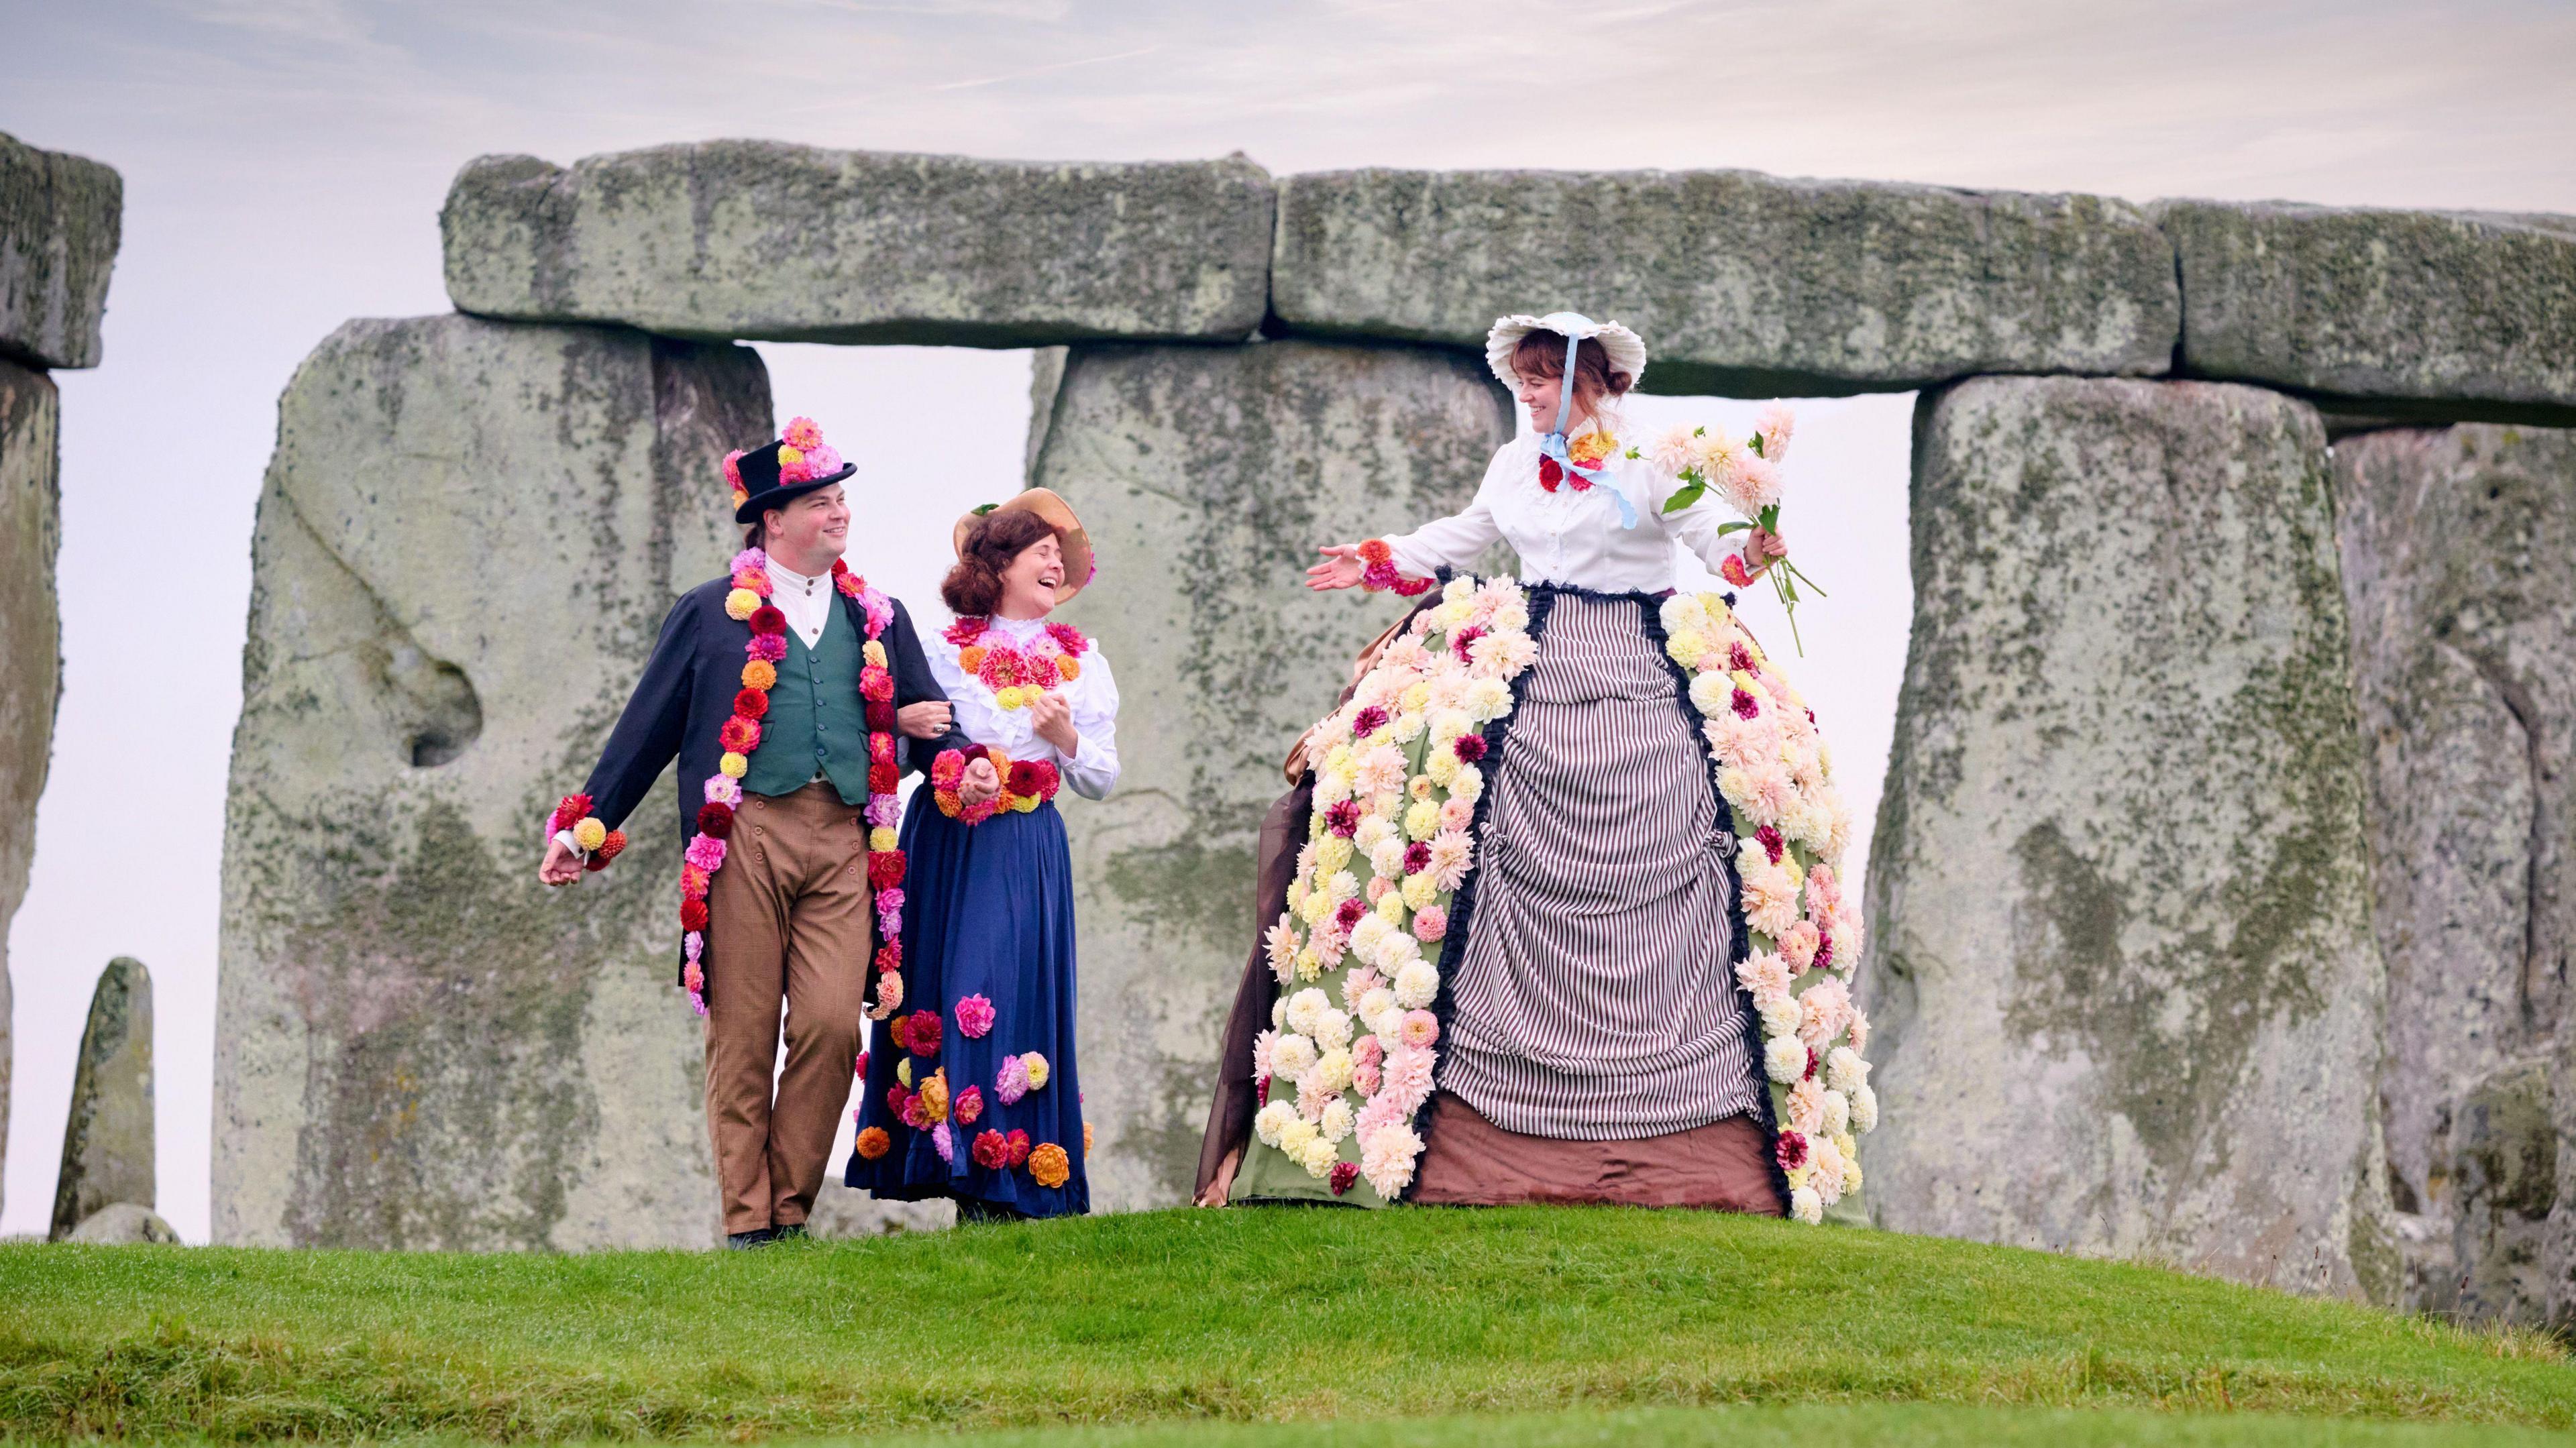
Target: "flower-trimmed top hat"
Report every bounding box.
[725,416,856,524]
[951,488,1097,606]
[1484,311,1648,392]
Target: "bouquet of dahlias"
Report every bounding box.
[1644,403,1827,653]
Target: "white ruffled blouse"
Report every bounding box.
[1385,430,1759,594]
[925,612,1122,801]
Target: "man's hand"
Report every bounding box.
[897,700,953,739]
[539,836,584,887]
[1028,689,1079,757]
[959,755,1002,807]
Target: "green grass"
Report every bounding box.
[0,1207,2565,1443]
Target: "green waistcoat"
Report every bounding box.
[741,604,873,804]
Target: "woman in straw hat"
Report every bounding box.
[1198,313,1869,1223]
[845,489,1118,1220]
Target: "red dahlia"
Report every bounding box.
[551,793,594,833]
[866,700,896,731]
[594,829,627,862]
[697,802,736,838]
[733,687,769,718]
[680,899,708,932]
[1329,1161,1359,1196]
[867,850,906,891]
[906,1009,943,1056]
[972,1129,1011,1169]
[1775,1131,1808,1171]
[1006,760,1047,799]
[869,762,899,795]
[1005,1129,1032,1168]
[853,1050,868,1078]
[1351,705,1389,736]
[1450,733,1488,764]
[748,605,787,636]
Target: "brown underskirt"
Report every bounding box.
[1409,1091,1785,1214]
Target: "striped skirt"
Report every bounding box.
[1434,592,1764,1141]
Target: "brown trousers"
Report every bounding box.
[704,781,872,1235]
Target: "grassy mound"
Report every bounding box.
[0,1206,2563,1443]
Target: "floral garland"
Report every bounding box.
[930,746,1062,824]
[1659,588,1875,1223]
[653,544,908,1019]
[943,616,1089,710]
[549,794,629,875]
[1248,575,1539,1199]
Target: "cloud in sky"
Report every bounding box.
[3,0,2571,1240]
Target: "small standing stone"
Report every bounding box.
[52,957,153,1240]
[67,1202,179,1245]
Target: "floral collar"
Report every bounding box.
[943,615,1090,712]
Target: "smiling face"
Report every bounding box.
[762,484,849,573]
[996,532,1065,619]
[1515,368,1570,433]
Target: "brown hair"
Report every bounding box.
[1512,329,1633,425]
[941,508,1061,617]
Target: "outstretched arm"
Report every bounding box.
[1307,455,1506,591]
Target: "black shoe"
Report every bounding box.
[771,1223,810,1243]
[726,1227,777,1250]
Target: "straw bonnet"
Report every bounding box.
[1485,312,1649,392]
[951,488,1096,605]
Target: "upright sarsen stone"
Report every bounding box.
[1027,340,1511,1209]
[2163,202,2576,419]
[443,144,1275,347]
[1273,168,2178,396]
[0,131,121,370]
[1866,376,2394,1300]
[52,957,153,1239]
[216,314,768,1249]
[0,357,62,1223]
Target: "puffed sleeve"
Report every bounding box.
[1061,647,1121,800]
[1382,444,1509,581]
[1662,468,1766,581]
[885,598,971,773]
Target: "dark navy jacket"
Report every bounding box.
[580,575,968,917]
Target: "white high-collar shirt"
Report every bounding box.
[765,558,835,649]
[925,612,1122,801]
[1385,431,1760,594]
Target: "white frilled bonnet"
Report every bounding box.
[1485,311,1648,390]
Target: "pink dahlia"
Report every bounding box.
[1426,831,1474,891]
[1411,905,1448,943]
[955,994,996,1039]
[1398,1009,1440,1050]
[996,1054,1030,1106]
[1438,799,1475,834]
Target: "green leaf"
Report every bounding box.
[1660,480,1706,515]
[971,502,1000,516]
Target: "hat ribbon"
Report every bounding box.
[1542,329,1636,528]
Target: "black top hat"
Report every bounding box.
[733,439,858,524]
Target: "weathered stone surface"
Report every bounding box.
[51,957,153,1239]
[2444,1059,2557,1324]
[67,1203,180,1245]
[443,144,1274,347]
[2164,202,2576,419]
[0,131,121,370]
[1272,168,2178,396]
[1027,340,1510,1209]
[2331,425,2575,1315]
[1866,376,2395,1300]
[0,357,63,1224]
[216,314,768,1249]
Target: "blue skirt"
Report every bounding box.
[845,795,1089,1217]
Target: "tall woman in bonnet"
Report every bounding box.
[1198,312,1860,1217]
[847,491,1118,1220]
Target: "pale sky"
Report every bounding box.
[4,0,2572,1241]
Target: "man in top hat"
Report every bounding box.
[538,419,998,1247]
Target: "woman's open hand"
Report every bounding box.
[1305,543,1366,592]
